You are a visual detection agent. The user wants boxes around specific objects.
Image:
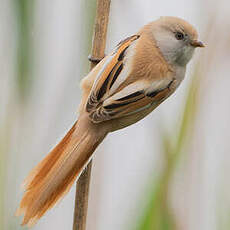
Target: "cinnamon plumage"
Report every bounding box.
[17,16,204,226]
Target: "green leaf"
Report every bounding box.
[135,65,201,230]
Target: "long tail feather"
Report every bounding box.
[16,117,107,227]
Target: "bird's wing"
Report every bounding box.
[87,79,173,123]
[86,35,174,123]
[86,35,140,111]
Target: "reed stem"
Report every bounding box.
[73,1,111,229]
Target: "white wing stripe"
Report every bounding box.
[109,41,137,95]
[92,55,115,88]
[103,81,147,107]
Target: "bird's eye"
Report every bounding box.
[175,32,184,40]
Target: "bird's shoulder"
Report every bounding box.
[131,30,174,82]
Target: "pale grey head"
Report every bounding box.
[151,16,204,66]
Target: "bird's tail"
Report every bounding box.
[16,116,107,227]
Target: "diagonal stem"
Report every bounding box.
[73,1,111,229]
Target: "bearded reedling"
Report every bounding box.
[17,16,204,226]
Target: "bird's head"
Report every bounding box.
[152,16,204,66]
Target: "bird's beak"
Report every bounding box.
[190,40,205,48]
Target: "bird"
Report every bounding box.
[16,16,204,226]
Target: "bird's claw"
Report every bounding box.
[88,55,105,64]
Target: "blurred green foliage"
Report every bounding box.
[0,1,96,229]
[136,68,200,230]
[0,135,5,230]
[79,0,97,78]
[0,116,12,229]
[0,1,34,229]
[1,1,229,230]
[15,0,34,101]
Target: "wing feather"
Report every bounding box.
[86,35,140,112]
[88,79,174,123]
[85,34,174,123]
